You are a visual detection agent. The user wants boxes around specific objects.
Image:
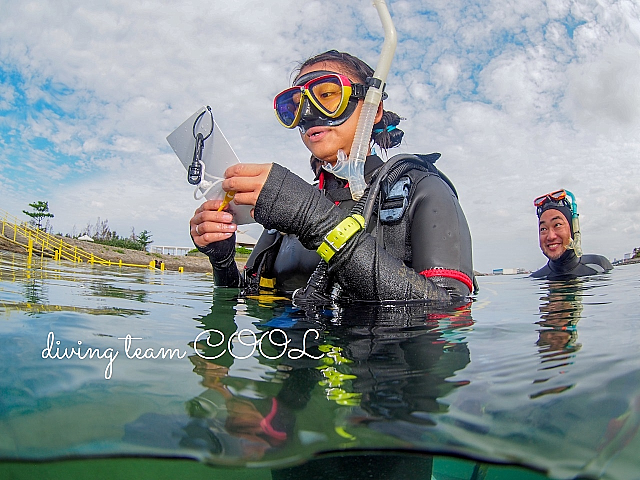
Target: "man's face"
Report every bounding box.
[538,209,572,260]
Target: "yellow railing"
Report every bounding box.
[0,209,176,271]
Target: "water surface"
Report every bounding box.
[1,251,638,479]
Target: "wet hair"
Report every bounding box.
[373,110,404,150]
[295,50,405,175]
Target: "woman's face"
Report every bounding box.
[296,61,381,165]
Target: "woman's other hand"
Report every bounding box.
[190,200,237,247]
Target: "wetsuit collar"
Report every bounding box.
[314,155,384,183]
[547,249,580,274]
[364,154,384,183]
[318,155,384,204]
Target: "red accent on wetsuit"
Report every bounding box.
[420,268,473,293]
[259,398,287,442]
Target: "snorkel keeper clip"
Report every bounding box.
[565,190,582,257]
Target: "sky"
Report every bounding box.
[1,0,639,274]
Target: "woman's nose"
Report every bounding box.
[298,97,319,126]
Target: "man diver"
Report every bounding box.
[531,189,612,280]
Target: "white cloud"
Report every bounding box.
[565,43,640,130]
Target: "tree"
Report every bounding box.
[23,201,54,230]
[137,230,153,251]
[82,221,93,237]
[94,217,111,241]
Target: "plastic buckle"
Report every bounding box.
[317,215,365,262]
[379,177,411,222]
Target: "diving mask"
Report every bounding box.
[274,71,373,129]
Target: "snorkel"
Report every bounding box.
[565,190,583,257]
[323,0,397,200]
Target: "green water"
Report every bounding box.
[2,456,547,480]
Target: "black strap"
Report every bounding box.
[325,188,354,203]
[242,231,283,293]
[381,215,412,265]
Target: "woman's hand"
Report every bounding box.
[191,163,272,247]
[190,199,237,247]
[222,163,273,208]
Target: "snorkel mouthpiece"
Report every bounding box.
[323,0,397,201]
[565,190,583,257]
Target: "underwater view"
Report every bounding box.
[1,251,639,480]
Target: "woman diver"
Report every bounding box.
[190,50,475,303]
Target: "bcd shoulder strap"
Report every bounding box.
[242,230,283,294]
[376,153,459,267]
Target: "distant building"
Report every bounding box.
[152,246,191,256]
[236,231,258,249]
[152,232,258,257]
[492,268,526,275]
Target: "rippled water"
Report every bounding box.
[1,251,639,480]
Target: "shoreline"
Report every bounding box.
[0,236,248,273]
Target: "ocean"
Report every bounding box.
[1,251,638,480]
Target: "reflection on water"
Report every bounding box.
[532,281,584,397]
[1,251,639,480]
[169,296,474,470]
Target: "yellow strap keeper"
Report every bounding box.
[317,214,365,262]
[259,277,276,289]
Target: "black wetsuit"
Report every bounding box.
[530,249,612,280]
[199,154,475,302]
